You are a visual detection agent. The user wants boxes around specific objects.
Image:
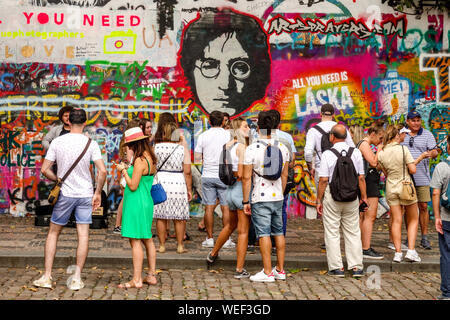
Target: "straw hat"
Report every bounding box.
[123,127,149,144]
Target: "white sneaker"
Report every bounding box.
[388,243,408,251]
[393,252,403,263]
[223,238,236,249]
[272,268,286,280]
[250,269,275,283]
[405,249,421,263]
[33,275,53,289]
[202,237,214,248]
[67,277,85,291]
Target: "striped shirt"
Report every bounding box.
[401,128,437,186]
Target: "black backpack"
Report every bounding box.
[329,147,359,202]
[253,140,283,181]
[313,125,333,158]
[219,142,238,186]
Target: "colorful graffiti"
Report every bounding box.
[0,0,448,219]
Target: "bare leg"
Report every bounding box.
[259,236,272,275]
[405,203,419,250]
[274,235,286,272]
[128,239,143,287]
[156,219,167,251]
[174,220,187,252]
[204,205,215,239]
[210,211,238,257]
[418,202,429,237]
[236,210,250,272]
[142,238,157,285]
[361,197,379,250]
[115,197,123,228]
[44,223,64,278]
[390,205,403,253]
[74,224,90,278]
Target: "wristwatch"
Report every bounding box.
[242,200,249,205]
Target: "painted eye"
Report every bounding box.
[231,60,250,80]
[200,59,220,78]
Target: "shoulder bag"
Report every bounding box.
[151,144,181,205]
[48,139,92,205]
[399,146,417,202]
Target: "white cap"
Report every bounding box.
[399,127,411,134]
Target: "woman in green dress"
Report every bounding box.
[116,127,158,289]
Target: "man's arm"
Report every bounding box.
[281,162,289,192]
[242,164,253,215]
[42,125,60,151]
[358,174,368,204]
[316,177,328,216]
[41,159,58,181]
[432,188,443,234]
[92,158,107,211]
[304,130,315,171]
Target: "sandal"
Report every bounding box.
[198,223,206,232]
[158,245,166,253]
[177,245,188,254]
[144,274,157,285]
[118,280,142,289]
[184,233,191,241]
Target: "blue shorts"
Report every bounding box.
[251,201,284,238]
[51,194,93,226]
[201,177,228,206]
[227,181,243,211]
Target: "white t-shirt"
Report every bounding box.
[244,138,290,204]
[194,127,231,178]
[318,142,365,182]
[304,121,355,169]
[45,133,103,198]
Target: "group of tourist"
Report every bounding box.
[31,104,450,300]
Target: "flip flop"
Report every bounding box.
[198,224,206,232]
[184,233,191,241]
[118,280,142,289]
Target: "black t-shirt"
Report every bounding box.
[60,127,70,136]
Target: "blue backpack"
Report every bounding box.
[253,140,283,180]
[441,160,450,210]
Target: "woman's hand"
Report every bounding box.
[187,191,192,202]
[116,162,126,173]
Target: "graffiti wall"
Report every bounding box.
[0,0,448,218]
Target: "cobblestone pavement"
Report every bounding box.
[0,214,440,261]
[0,266,441,300]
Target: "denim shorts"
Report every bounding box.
[227,181,243,211]
[251,200,284,238]
[51,194,93,225]
[201,177,228,206]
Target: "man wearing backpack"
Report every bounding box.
[304,104,355,186]
[242,111,290,282]
[430,134,450,300]
[194,111,233,248]
[316,124,367,278]
[304,104,354,249]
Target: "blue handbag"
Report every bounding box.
[151,181,167,205]
[151,145,180,205]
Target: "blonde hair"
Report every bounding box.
[349,125,364,145]
[382,123,405,148]
[160,122,179,142]
[230,117,250,146]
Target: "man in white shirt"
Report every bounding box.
[243,111,290,282]
[304,103,355,185]
[194,111,232,248]
[33,108,107,291]
[316,124,367,278]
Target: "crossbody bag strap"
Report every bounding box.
[156,144,180,173]
[402,145,405,181]
[60,138,92,183]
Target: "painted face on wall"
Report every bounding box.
[193,33,251,116]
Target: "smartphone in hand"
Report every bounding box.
[359,201,368,212]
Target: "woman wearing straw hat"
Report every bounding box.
[116,127,158,289]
